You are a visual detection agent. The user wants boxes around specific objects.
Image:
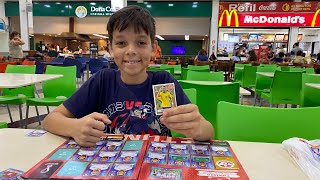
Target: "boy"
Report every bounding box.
[43,6,214,147]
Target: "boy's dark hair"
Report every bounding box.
[9,31,20,40]
[107,6,156,44]
[296,50,303,56]
[278,52,285,58]
[294,42,299,47]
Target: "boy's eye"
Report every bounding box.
[139,41,147,45]
[115,41,125,46]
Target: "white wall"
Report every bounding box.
[0,0,9,54]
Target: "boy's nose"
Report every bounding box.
[125,44,137,56]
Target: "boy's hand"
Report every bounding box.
[160,104,205,140]
[71,112,111,147]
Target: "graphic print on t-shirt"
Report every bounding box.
[103,101,170,136]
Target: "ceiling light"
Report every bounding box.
[93,34,108,39]
[185,35,190,40]
[44,4,51,8]
[168,4,174,7]
[146,5,152,8]
[90,2,96,5]
[192,5,197,8]
[156,35,165,40]
[56,2,61,5]
[193,2,198,4]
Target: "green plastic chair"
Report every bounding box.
[254,72,273,105]
[148,67,174,76]
[305,68,315,74]
[25,65,76,128]
[240,65,257,88]
[302,74,320,107]
[257,66,278,73]
[179,81,239,134]
[160,64,181,80]
[187,71,224,82]
[187,65,210,71]
[280,66,290,71]
[181,68,209,80]
[216,101,320,143]
[261,71,303,106]
[171,88,197,138]
[290,67,306,73]
[0,65,36,127]
[260,64,277,68]
[0,122,8,128]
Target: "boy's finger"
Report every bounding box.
[163,104,196,117]
[91,120,107,131]
[88,112,111,124]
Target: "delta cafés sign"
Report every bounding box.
[219,2,320,27]
[75,5,120,18]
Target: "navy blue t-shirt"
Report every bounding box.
[63,69,190,136]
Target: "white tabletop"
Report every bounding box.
[305,83,320,89]
[240,87,251,96]
[256,72,274,77]
[0,128,308,180]
[0,73,63,88]
[148,64,161,68]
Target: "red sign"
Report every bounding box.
[220,13,319,27]
[219,2,320,13]
[218,2,320,27]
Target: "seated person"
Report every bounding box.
[247,50,258,62]
[47,47,59,57]
[272,52,284,63]
[292,50,306,64]
[231,51,241,61]
[42,6,214,147]
[194,49,209,63]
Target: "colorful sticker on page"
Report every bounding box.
[168,154,190,167]
[25,130,47,137]
[191,156,214,169]
[108,163,135,177]
[71,150,97,161]
[149,167,182,180]
[190,144,210,155]
[101,141,123,151]
[152,83,177,115]
[93,151,118,163]
[169,143,189,154]
[115,151,139,163]
[148,142,169,153]
[144,152,167,164]
[0,168,24,180]
[82,163,112,177]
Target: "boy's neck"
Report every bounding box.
[120,72,148,85]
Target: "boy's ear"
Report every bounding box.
[108,41,113,56]
[152,41,157,56]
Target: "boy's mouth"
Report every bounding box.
[123,60,142,64]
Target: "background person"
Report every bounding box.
[8,31,25,62]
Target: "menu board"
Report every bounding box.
[258,45,269,62]
[275,34,285,42]
[90,43,98,54]
[22,135,249,180]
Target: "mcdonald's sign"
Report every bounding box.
[219,10,239,27]
[311,9,320,27]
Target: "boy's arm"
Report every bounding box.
[160,104,214,141]
[43,104,111,147]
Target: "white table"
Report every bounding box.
[0,73,63,88]
[0,129,308,180]
[240,87,251,96]
[256,72,274,78]
[148,64,161,68]
[305,83,320,89]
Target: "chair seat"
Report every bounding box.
[26,97,67,106]
[256,89,270,96]
[0,96,26,105]
[261,92,271,100]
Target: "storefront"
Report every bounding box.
[217,1,320,58]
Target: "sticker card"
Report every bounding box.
[115,151,139,163]
[25,130,47,137]
[169,143,189,154]
[82,163,112,177]
[149,167,182,180]
[148,142,168,153]
[211,146,232,157]
[152,83,177,115]
[102,141,123,151]
[81,140,105,151]
[144,152,167,164]
[108,163,135,177]
[122,140,143,151]
[168,154,190,167]
[63,140,80,149]
[213,157,239,170]
[0,168,24,180]
[190,144,210,155]
[48,149,77,160]
[191,156,214,169]
[71,150,97,161]
[56,161,88,177]
[93,151,118,163]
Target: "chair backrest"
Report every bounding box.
[179,81,239,129]
[187,65,210,71]
[187,71,224,82]
[63,58,83,78]
[257,66,278,72]
[0,63,8,73]
[260,64,277,68]
[241,65,257,88]
[305,67,315,74]
[89,59,105,74]
[160,64,181,72]
[216,101,320,143]
[3,65,36,97]
[43,65,76,98]
[183,88,197,104]
[181,68,209,80]
[270,71,303,105]
[22,60,36,66]
[290,67,306,73]
[255,72,273,96]
[302,74,320,107]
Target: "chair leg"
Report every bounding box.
[285,104,288,108]
[254,94,257,106]
[269,104,273,108]
[276,104,279,108]
[259,98,263,107]
[240,95,243,105]
[35,106,41,125]
[25,105,29,129]
[46,106,50,114]
[18,105,23,128]
[6,104,13,123]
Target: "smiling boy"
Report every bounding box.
[43,6,214,147]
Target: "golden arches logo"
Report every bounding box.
[311,9,320,27]
[219,10,239,27]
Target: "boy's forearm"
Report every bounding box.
[43,112,77,138]
[193,118,214,142]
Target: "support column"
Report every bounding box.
[111,0,127,11]
[19,0,33,51]
[209,0,219,56]
[0,0,9,54]
[288,27,299,53]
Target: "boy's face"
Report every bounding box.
[109,26,156,83]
